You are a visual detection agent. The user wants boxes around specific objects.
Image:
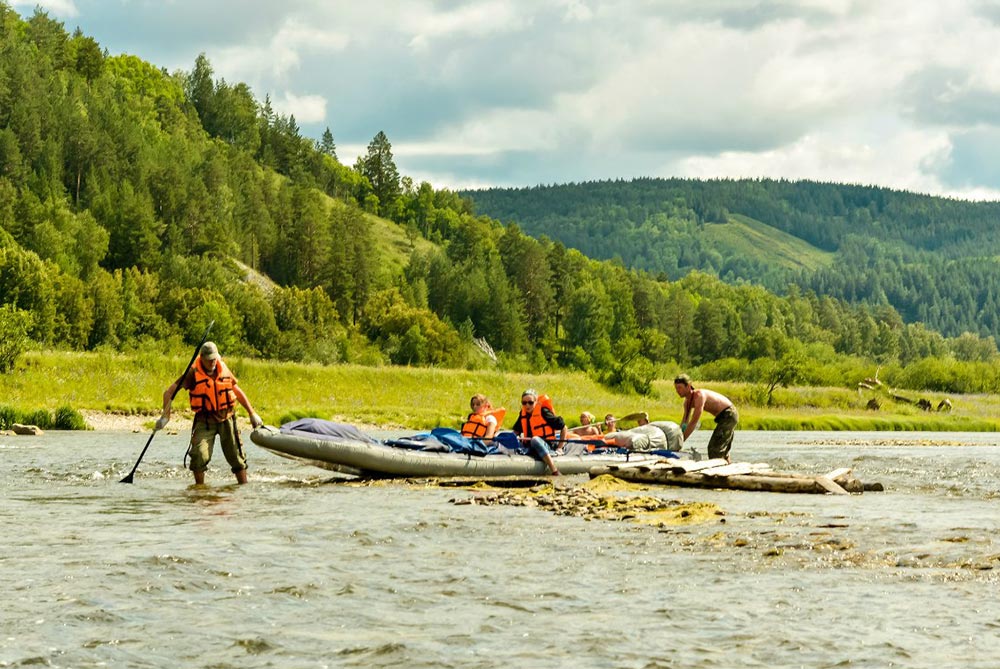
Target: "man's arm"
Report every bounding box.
[233,384,262,428]
[155,372,187,431]
[682,392,705,441]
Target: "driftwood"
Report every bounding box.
[591,461,877,495]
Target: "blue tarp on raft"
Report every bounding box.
[279,417,680,459]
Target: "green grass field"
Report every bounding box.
[703,214,835,272]
[3,350,1000,432]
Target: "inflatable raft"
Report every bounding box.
[251,418,668,478]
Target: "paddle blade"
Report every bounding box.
[119,472,134,484]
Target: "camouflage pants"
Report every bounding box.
[707,406,738,460]
[187,415,247,473]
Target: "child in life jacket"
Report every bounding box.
[460,393,506,440]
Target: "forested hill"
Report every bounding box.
[462,179,1000,339]
[6,3,1000,398]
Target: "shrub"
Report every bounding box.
[0,404,17,429]
[24,409,53,429]
[54,405,89,430]
[0,304,33,373]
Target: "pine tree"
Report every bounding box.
[356,131,400,216]
[319,127,337,159]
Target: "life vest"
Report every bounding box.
[189,357,236,415]
[460,408,507,438]
[521,395,556,441]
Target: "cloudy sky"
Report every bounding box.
[12,0,1000,199]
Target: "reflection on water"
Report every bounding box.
[2,429,1000,668]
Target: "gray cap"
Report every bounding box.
[200,341,220,362]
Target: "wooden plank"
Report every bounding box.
[700,462,771,477]
[824,467,852,480]
[668,458,730,474]
[814,476,849,495]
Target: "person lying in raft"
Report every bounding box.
[603,412,683,452]
[511,389,566,476]
[460,394,506,441]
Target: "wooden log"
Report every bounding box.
[668,458,730,474]
[731,469,868,493]
[594,467,862,494]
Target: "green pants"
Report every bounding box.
[187,415,247,473]
[707,406,738,460]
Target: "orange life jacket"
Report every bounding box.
[521,395,556,441]
[461,408,506,438]
[189,357,236,415]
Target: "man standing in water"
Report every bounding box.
[674,374,738,462]
[155,341,262,484]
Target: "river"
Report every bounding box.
[2,428,999,668]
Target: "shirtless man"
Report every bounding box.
[674,374,738,462]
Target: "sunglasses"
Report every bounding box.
[521,400,535,405]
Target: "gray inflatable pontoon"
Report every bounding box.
[250,422,666,478]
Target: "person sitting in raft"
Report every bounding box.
[568,411,603,437]
[511,389,566,476]
[460,394,506,441]
[603,412,683,452]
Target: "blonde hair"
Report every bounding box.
[470,393,489,411]
[580,411,595,424]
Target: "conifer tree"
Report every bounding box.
[319,127,337,159]
[355,131,400,216]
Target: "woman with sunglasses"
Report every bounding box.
[511,389,566,476]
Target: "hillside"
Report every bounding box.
[462,179,1000,339]
[700,214,834,273]
[4,4,1000,398]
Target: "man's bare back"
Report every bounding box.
[691,388,733,416]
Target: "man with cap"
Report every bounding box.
[155,341,262,484]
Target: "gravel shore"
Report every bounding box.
[80,411,153,432]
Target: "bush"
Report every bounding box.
[0,404,17,429]
[0,304,33,373]
[277,409,325,426]
[24,409,53,429]
[54,405,89,430]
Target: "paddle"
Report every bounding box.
[119,320,215,483]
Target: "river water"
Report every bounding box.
[2,429,1000,668]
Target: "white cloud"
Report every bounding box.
[672,123,1000,200]
[271,91,328,124]
[404,1,528,50]
[213,16,350,82]
[12,0,77,17]
[51,1,1000,198]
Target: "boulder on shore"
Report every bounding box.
[12,423,44,436]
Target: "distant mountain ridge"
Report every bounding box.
[462,178,1000,339]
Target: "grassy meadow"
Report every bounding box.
[3,350,1000,432]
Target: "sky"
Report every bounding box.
[13,0,1000,199]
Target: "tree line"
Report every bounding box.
[463,178,1000,340]
[2,4,999,398]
